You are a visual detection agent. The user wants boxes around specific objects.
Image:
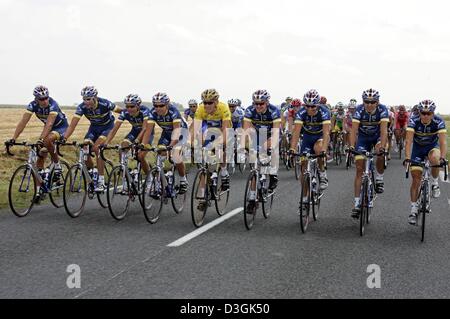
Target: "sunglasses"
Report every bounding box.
[126,104,137,109]
[203,101,215,105]
[83,98,94,102]
[305,104,317,108]
[364,100,378,105]
[38,97,49,101]
[189,105,197,108]
[154,104,166,108]
[420,112,433,116]
[255,102,266,106]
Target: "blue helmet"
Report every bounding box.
[33,85,49,99]
[152,92,170,105]
[418,100,436,113]
[303,89,321,106]
[188,99,198,106]
[124,94,142,106]
[252,90,271,103]
[81,86,98,98]
[362,88,380,102]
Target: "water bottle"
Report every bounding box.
[92,168,99,184]
[132,169,139,184]
[211,172,218,187]
[41,168,50,192]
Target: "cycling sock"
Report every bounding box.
[98,175,105,184]
[180,175,187,182]
[221,169,229,177]
[431,177,439,185]
[249,191,256,200]
[198,188,205,198]
[354,197,360,207]
[376,173,384,181]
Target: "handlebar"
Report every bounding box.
[5,141,38,156]
[290,152,326,159]
[405,159,448,181]
[54,140,77,157]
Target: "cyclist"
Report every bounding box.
[103,94,153,176]
[282,98,302,135]
[349,89,389,218]
[191,89,232,208]
[63,86,121,192]
[184,99,198,122]
[394,105,409,152]
[386,106,396,160]
[344,99,357,147]
[280,96,293,113]
[8,85,69,201]
[404,100,447,225]
[411,104,420,118]
[331,102,346,152]
[242,90,281,210]
[228,99,245,130]
[290,89,331,192]
[141,92,189,194]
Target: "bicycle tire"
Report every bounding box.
[171,170,187,215]
[49,161,70,208]
[360,177,369,236]
[8,165,36,217]
[215,169,230,216]
[142,170,163,224]
[97,161,113,209]
[63,165,87,218]
[191,169,208,228]
[107,166,131,221]
[420,182,429,242]
[299,174,310,233]
[244,172,257,230]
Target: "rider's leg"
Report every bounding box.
[409,168,422,225]
[429,148,441,198]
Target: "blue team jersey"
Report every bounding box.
[75,97,117,126]
[148,104,188,134]
[352,104,389,136]
[407,115,447,146]
[243,104,281,131]
[117,105,152,128]
[294,105,331,135]
[26,97,68,129]
[231,107,245,129]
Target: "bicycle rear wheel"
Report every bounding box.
[171,171,187,214]
[8,165,36,217]
[191,170,208,228]
[244,172,258,230]
[142,170,163,224]
[299,174,310,233]
[294,157,301,181]
[420,182,429,242]
[97,161,113,209]
[107,166,132,221]
[63,165,87,218]
[49,161,70,208]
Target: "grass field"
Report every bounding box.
[0,108,164,210]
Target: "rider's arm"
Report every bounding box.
[142,121,155,147]
[104,121,123,145]
[221,119,232,148]
[169,121,181,147]
[136,122,147,143]
[290,122,302,151]
[350,121,359,148]
[322,123,331,153]
[12,112,32,140]
[39,113,57,140]
[438,126,447,159]
[380,121,388,150]
[404,129,414,160]
[63,116,81,140]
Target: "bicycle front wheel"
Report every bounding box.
[142,170,163,224]
[49,161,70,208]
[191,170,208,228]
[359,178,369,236]
[8,165,36,217]
[97,161,113,209]
[244,172,258,230]
[299,174,310,233]
[419,182,429,242]
[215,171,230,216]
[171,171,187,214]
[107,166,132,221]
[63,165,87,218]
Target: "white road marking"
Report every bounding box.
[167,207,244,247]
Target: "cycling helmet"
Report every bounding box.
[303,89,321,106]
[228,98,240,106]
[319,96,327,104]
[236,98,242,106]
[398,105,406,112]
[252,90,271,103]
[362,88,380,102]
[336,102,345,110]
[188,99,198,106]
[81,86,98,98]
[418,100,436,113]
[124,94,142,106]
[201,89,219,102]
[33,85,49,99]
[291,98,302,107]
[349,99,357,108]
[152,92,170,105]
[286,96,293,102]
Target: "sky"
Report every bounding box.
[1,0,450,113]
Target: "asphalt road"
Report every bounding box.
[1,152,450,299]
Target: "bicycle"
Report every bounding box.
[243,149,275,230]
[405,159,448,242]
[227,134,248,176]
[142,146,187,224]
[280,130,292,170]
[191,148,230,228]
[396,128,406,159]
[100,143,146,221]
[62,141,113,218]
[346,148,384,236]
[291,152,326,233]
[5,141,70,217]
[333,131,345,166]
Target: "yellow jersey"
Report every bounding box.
[194,101,232,128]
